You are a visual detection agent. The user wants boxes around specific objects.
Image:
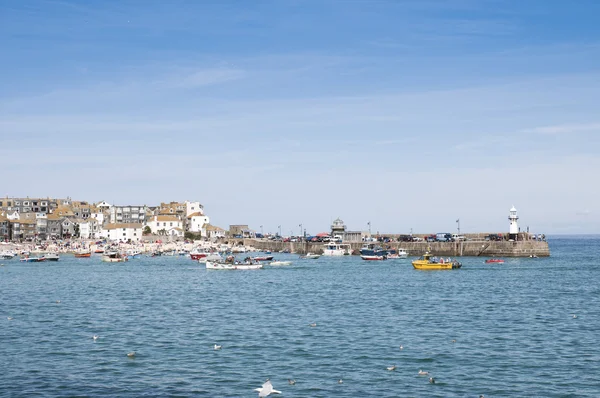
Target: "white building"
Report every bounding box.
[185,201,204,217]
[109,205,147,224]
[187,212,210,235]
[509,206,519,235]
[102,223,143,242]
[205,224,226,239]
[79,218,100,239]
[146,215,184,237]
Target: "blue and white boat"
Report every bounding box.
[359,243,387,257]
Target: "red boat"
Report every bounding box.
[253,256,274,262]
[361,255,386,261]
[485,258,505,264]
[190,252,208,260]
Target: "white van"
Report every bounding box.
[452,233,466,241]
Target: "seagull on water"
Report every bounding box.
[254,379,281,397]
[309,322,317,327]
[93,335,99,341]
[56,300,61,304]
[418,370,429,375]
[399,345,403,350]
[451,339,456,343]
[288,379,296,385]
[573,314,577,319]
[338,379,343,384]
[127,352,136,358]
[429,377,436,384]
[7,317,13,321]
[387,365,396,371]
[214,344,222,350]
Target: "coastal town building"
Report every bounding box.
[187,212,210,235]
[101,223,143,242]
[229,225,252,237]
[145,215,184,237]
[0,197,59,214]
[0,213,10,240]
[109,205,147,224]
[185,201,204,217]
[205,224,226,239]
[79,218,99,239]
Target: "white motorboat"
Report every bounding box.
[101,252,128,263]
[322,243,352,256]
[205,261,262,270]
[197,253,223,263]
[300,253,320,259]
[1,251,16,259]
[269,260,292,266]
[45,253,60,261]
[387,249,408,259]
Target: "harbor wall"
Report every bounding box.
[242,239,550,257]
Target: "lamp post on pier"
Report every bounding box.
[299,223,303,239]
[456,219,460,235]
[260,225,263,235]
[278,225,281,237]
[367,221,371,237]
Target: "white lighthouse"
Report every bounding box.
[509,206,519,234]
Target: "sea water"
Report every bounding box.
[1,236,599,397]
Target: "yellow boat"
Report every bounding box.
[412,251,461,270]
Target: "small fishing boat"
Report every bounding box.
[269,260,292,266]
[189,249,209,260]
[197,253,223,263]
[485,258,505,264]
[322,243,352,256]
[20,256,46,262]
[361,255,386,261]
[412,251,461,270]
[253,255,274,262]
[300,253,320,259]
[101,252,128,263]
[387,249,408,259]
[74,251,91,258]
[126,250,142,259]
[1,252,16,259]
[205,260,263,270]
[45,253,60,262]
[94,249,105,254]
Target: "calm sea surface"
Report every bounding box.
[1,236,599,397]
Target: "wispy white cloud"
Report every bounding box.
[522,122,600,135]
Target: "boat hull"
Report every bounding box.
[205,261,262,270]
[74,253,91,258]
[361,255,386,261]
[412,260,461,270]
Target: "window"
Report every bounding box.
[122,228,126,231]
[123,233,126,236]
[23,201,29,206]
[170,222,173,227]
[163,222,166,226]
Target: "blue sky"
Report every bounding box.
[1,0,600,234]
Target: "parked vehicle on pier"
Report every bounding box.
[436,233,453,242]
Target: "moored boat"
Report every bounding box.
[197,253,223,263]
[189,248,209,260]
[74,251,91,258]
[20,256,46,262]
[101,252,128,263]
[359,243,387,257]
[205,256,263,270]
[412,251,461,270]
[253,255,274,261]
[300,253,320,259]
[361,254,386,261]
[322,243,352,256]
[45,253,60,261]
[485,258,505,264]
[387,249,408,259]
